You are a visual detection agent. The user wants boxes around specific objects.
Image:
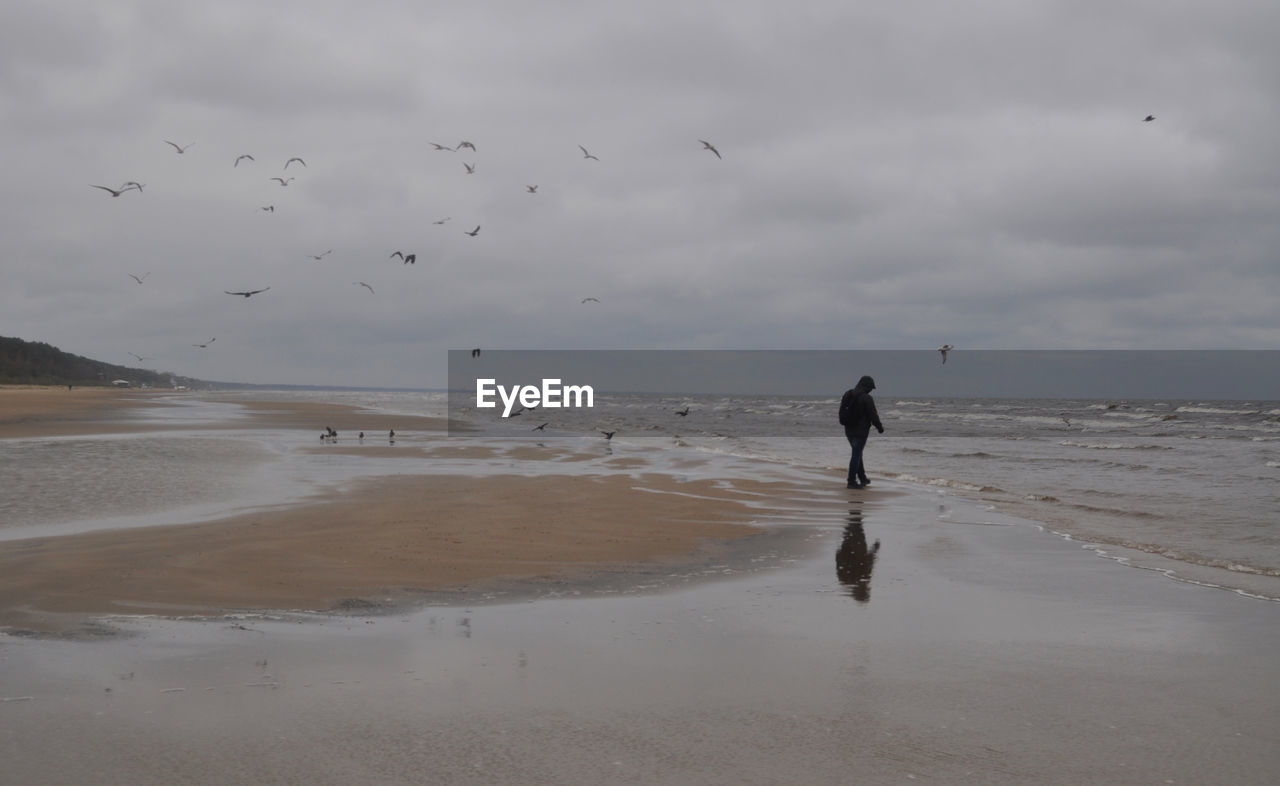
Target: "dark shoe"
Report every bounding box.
[859,478,870,486]
[847,482,864,489]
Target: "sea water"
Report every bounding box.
[2,389,1276,599]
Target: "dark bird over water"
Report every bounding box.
[937,344,954,364]
[676,407,689,416]
[284,157,306,169]
[471,348,481,358]
[234,154,255,166]
[533,422,548,431]
[225,287,271,298]
[578,145,599,161]
[699,139,722,159]
[601,430,616,440]
[165,140,194,154]
[193,337,215,348]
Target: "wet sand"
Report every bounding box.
[3,387,1279,784]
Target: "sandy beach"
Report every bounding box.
[2,387,1279,784]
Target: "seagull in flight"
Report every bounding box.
[676,407,690,416]
[260,205,274,212]
[433,217,451,225]
[581,297,599,303]
[225,287,271,298]
[234,154,255,167]
[463,162,476,174]
[270,177,294,186]
[465,225,481,237]
[430,142,455,151]
[699,139,722,159]
[457,141,476,151]
[90,183,141,197]
[284,157,306,169]
[128,352,152,363]
[526,185,538,193]
[1143,115,1156,122]
[128,272,150,284]
[165,140,194,154]
[471,348,481,358]
[390,251,416,264]
[578,145,599,161]
[601,430,616,440]
[533,422,548,431]
[937,344,954,364]
[307,250,332,260]
[354,281,375,294]
[193,337,216,348]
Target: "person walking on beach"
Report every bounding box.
[838,375,883,489]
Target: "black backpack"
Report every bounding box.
[838,389,854,426]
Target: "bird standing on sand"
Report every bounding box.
[699,139,722,159]
[225,287,271,298]
[578,145,599,160]
[165,140,194,154]
[937,344,954,364]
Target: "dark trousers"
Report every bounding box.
[845,430,869,486]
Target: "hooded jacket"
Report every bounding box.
[839,375,883,437]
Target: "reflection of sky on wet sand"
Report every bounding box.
[6,485,1280,783]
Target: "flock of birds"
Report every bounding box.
[94,116,1171,380]
[103,136,739,369]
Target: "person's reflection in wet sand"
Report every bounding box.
[835,506,880,603]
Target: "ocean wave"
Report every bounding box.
[887,472,1005,494]
[1175,406,1261,415]
[1058,440,1173,450]
[894,400,933,407]
[1267,461,1280,469]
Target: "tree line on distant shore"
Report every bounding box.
[0,335,200,387]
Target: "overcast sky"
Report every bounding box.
[3,0,1277,389]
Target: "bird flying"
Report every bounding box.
[601,430,616,440]
[463,162,475,174]
[128,272,150,284]
[234,154,255,167]
[193,338,216,348]
[465,225,481,236]
[225,287,271,298]
[676,407,690,416]
[165,140,194,154]
[581,297,599,303]
[1143,115,1156,122]
[937,344,954,364]
[430,143,455,151]
[270,177,294,186]
[699,139,722,159]
[533,422,548,431]
[471,348,481,358]
[90,183,141,197]
[457,141,476,151]
[260,205,274,212]
[433,217,451,225]
[526,185,538,193]
[128,352,151,363]
[307,250,332,260]
[354,281,375,294]
[284,157,306,169]
[578,145,599,161]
